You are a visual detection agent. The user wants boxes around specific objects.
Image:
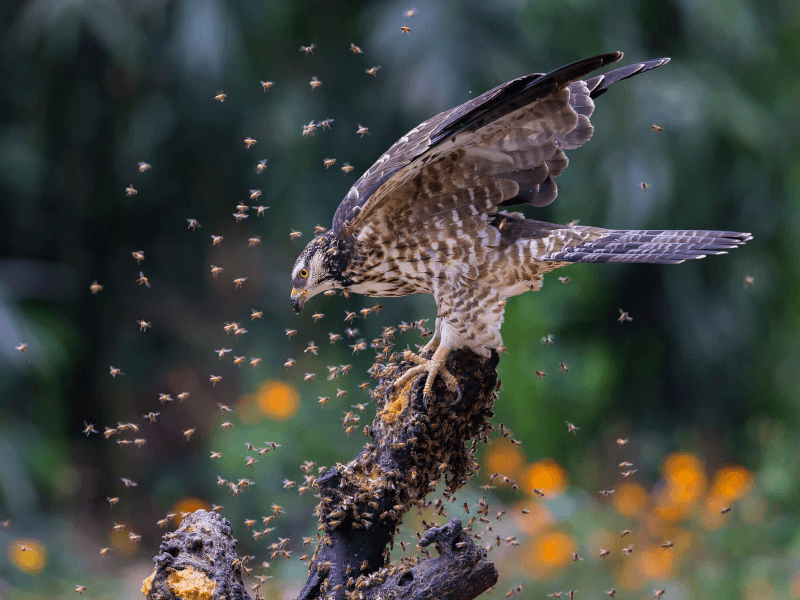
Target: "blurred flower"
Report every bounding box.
[9,539,47,574]
[520,459,568,496]
[638,544,676,579]
[522,529,575,577]
[653,453,706,522]
[256,380,300,420]
[172,497,210,521]
[485,440,524,478]
[710,465,753,501]
[513,500,554,535]
[613,482,648,516]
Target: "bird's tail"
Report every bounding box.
[539,227,752,264]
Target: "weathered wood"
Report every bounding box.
[145,348,500,600]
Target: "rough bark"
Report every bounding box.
[142,509,251,600]
[145,347,500,600]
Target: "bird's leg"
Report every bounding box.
[394,344,461,408]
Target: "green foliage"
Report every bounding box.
[0,0,797,597]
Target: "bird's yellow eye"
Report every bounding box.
[299,269,309,279]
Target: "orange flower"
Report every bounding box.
[257,381,300,420]
[485,441,524,478]
[521,459,568,496]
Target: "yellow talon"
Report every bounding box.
[394,345,460,408]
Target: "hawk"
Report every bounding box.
[291,52,751,401]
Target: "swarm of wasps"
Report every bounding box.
[44,9,745,600]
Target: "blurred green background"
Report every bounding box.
[1,0,799,598]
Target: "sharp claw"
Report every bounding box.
[422,393,429,411]
[452,385,463,405]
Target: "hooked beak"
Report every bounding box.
[291,288,307,313]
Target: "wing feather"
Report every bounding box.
[332,53,670,240]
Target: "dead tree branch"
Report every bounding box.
[145,348,500,600]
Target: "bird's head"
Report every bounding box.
[291,231,352,313]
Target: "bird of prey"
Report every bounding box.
[291,52,751,401]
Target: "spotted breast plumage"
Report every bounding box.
[291,52,751,401]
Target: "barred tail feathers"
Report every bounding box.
[539,227,752,265]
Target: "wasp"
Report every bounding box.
[305,342,319,355]
[534,370,546,380]
[131,250,145,263]
[284,358,296,370]
[82,422,97,436]
[356,124,370,137]
[323,158,336,169]
[125,184,137,196]
[244,137,257,148]
[136,272,151,287]
[233,277,247,289]
[109,366,124,378]
[366,66,381,77]
[290,230,302,240]
[186,218,201,230]
[260,81,274,92]
[302,121,317,137]
[209,374,222,386]
[349,42,363,54]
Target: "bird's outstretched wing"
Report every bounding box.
[332,52,669,240]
